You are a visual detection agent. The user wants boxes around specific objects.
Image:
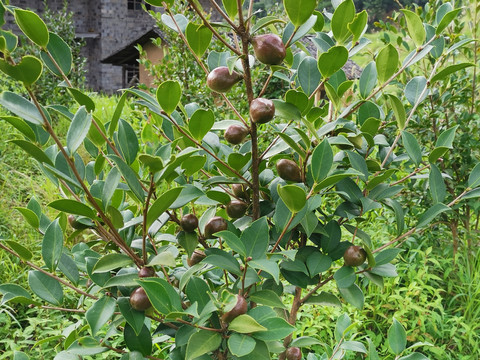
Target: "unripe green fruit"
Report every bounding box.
[286,347,302,360]
[204,216,228,238]
[252,34,286,65]
[226,200,248,219]
[187,250,206,267]
[343,245,367,267]
[138,266,156,278]
[207,66,242,93]
[180,213,198,233]
[276,159,302,182]
[250,98,275,124]
[222,294,247,323]
[129,287,151,311]
[224,124,248,145]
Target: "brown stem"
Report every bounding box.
[259,119,295,160]
[279,287,302,360]
[143,174,156,264]
[258,71,274,98]
[207,0,239,32]
[389,164,430,186]
[37,305,86,313]
[271,215,295,253]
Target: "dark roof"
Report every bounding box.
[101,28,167,66]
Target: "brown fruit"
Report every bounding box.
[207,66,242,93]
[224,124,248,145]
[187,250,206,267]
[252,34,286,65]
[276,159,302,182]
[68,215,90,230]
[204,216,228,238]
[250,98,275,124]
[180,213,198,233]
[226,200,248,219]
[129,287,151,311]
[222,294,247,323]
[138,266,156,278]
[286,347,302,360]
[343,245,367,267]
[232,183,250,199]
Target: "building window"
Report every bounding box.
[128,0,151,10]
[124,64,139,87]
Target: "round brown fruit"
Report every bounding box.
[129,287,151,311]
[286,347,302,360]
[276,159,302,182]
[206,66,242,93]
[226,200,248,219]
[138,266,156,278]
[187,250,206,267]
[68,215,90,230]
[180,213,198,233]
[252,34,286,65]
[224,124,248,145]
[232,183,249,199]
[204,216,228,238]
[250,98,275,124]
[221,294,248,323]
[343,245,367,267]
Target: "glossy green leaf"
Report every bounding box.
[48,199,96,218]
[346,151,368,182]
[311,139,333,183]
[401,10,425,46]
[253,317,295,341]
[28,270,63,305]
[306,252,332,276]
[388,318,407,355]
[272,100,302,120]
[124,323,152,357]
[249,259,280,285]
[401,131,422,166]
[228,152,251,171]
[348,10,367,44]
[67,88,95,112]
[436,9,461,35]
[58,253,79,285]
[405,76,427,106]
[331,0,355,43]
[14,9,49,47]
[186,330,222,360]
[9,139,52,165]
[107,155,145,204]
[229,314,267,333]
[417,203,450,228]
[468,163,480,188]
[66,106,91,154]
[283,0,316,27]
[42,219,63,272]
[0,55,43,86]
[185,22,212,57]
[117,297,145,336]
[387,94,406,130]
[334,266,356,288]
[157,80,181,115]
[298,57,320,96]
[189,109,214,141]
[146,187,183,228]
[14,207,39,229]
[277,184,306,213]
[109,91,127,137]
[318,46,348,78]
[304,292,341,307]
[217,231,246,257]
[117,119,139,165]
[241,217,269,260]
[0,116,35,141]
[139,278,182,314]
[102,167,121,208]
[204,250,241,275]
[376,44,398,83]
[161,13,188,33]
[431,63,475,83]
[249,290,286,309]
[338,283,364,309]
[359,62,377,99]
[41,32,72,76]
[429,164,446,203]
[86,296,116,335]
[3,240,33,261]
[93,253,133,273]
[222,0,238,19]
[0,91,43,125]
[228,333,256,357]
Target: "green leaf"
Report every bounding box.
[228,333,256,357]
[0,55,43,86]
[359,62,377,99]
[387,94,406,130]
[401,131,422,166]
[148,250,176,267]
[107,155,145,204]
[334,266,356,288]
[398,353,429,360]
[405,76,427,106]
[429,164,446,203]
[416,203,450,228]
[86,296,116,335]
[0,92,43,125]
[41,32,72,76]
[306,252,332,276]
[67,88,95,112]
[14,207,39,228]
[249,259,280,285]
[313,169,364,191]
[222,0,238,19]
[376,44,398,83]
[0,116,35,141]
[9,139,52,165]
[14,9,49,47]
[124,324,152,357]
[102,167,121,208]
[311,139,333,183]
[177,231,198,257]
[217,231,246,257]
[3,240,33,261]
[272,100,302,120]
[28,270,63,305]
[185,22,212,57]
[42,219,63,272]
[204,250,241,275]
[48,199,96,218]
[117,297,145,336]
[109,91,127,137]
[304,292,341,307]
[58,253,79,285]
[331,0,355,43]
[66,106,92,154]
[346,151,368,182]
[13,352,29,360]
[117,119,139,165]
[401,10,425,46]
[241,217,269,260]
[468,163,480,188]
[318,46,349,78]
[229,314,267,333]
[156,80,181,115]
[277,184,306,213]
[290,336,322,348]
[388,318,407,355]
[431,63,475,83]
[249,290,286,309]
[93,253,133,273]
[338,283,364,309]
[228,153,251,171]
[185,330,222,360]
[185,277,210,312]
[189,109,214,141]
[283,0,316,27]
[146,187,183,228]
[139,278,181,314]
[0,284,31,299]
[348,10,368,44]
[436,9,462,35]
[253,317,295,341]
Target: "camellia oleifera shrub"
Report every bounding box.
[0,0,477,359]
